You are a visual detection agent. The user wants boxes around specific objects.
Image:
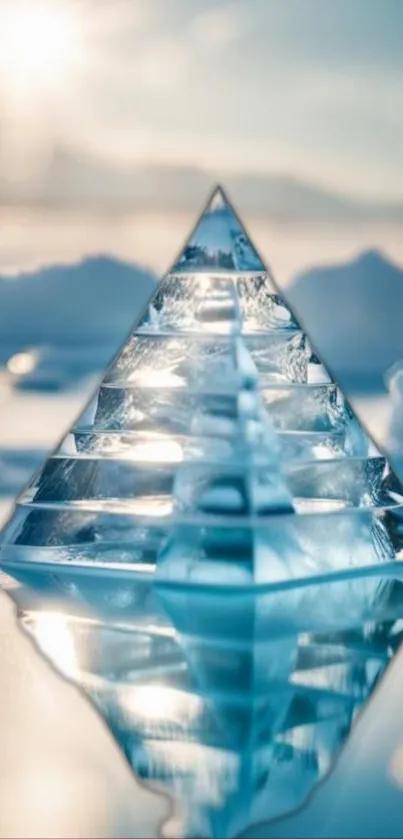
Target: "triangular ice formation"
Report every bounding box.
[2,186,403,839]
[1,185,400,588]
[171,186,265,273]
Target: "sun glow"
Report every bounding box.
[0,1,83,98]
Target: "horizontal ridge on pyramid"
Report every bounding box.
[2,185,403,839]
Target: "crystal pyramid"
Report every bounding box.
[2,186,403,838]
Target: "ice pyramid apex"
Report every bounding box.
[170,184,266,273]
[206,184,229,211]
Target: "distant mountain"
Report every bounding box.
[0,256,156,352]
[2,146,403,222]
[288,250,403,391]
[1,249,402,394]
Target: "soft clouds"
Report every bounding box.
[0,0,403,200]
[189,3,246,47]
[3,147,403,224]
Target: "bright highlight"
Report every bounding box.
[0,1,82,97]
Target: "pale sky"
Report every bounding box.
[1,0,403,199]
[0,0,403,277]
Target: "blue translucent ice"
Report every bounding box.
[171,187,265,273]
[2,186,403,838]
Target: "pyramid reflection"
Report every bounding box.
[18,568,403,839]
[2,187,403,838]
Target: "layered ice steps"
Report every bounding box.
[2,186,403,839]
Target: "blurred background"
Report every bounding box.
[2,0,403,516]
[1,0,403,836]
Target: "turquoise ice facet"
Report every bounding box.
[2,186,403,839]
